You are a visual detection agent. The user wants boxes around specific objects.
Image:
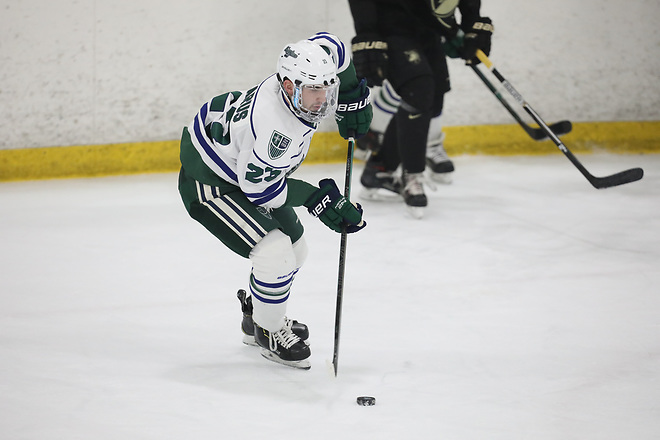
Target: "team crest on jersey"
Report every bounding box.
[268,131,292,160]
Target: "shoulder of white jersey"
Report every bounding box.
[306,32,350,74]
[245,74,280,138]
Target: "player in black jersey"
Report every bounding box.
[348,0,493,218]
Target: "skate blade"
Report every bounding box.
[359,187,403,202]
[260,348,311,370]
[242,334,259,347]
[428,171,453,184]
[407,205,425,219]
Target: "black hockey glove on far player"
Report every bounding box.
[350,34,388,87]
[304,179,366,233]
[335,78,372,139]
[460,17,493,65]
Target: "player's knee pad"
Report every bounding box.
[292,235,308,270]
[249,229,296,282]
[397,75,436,114]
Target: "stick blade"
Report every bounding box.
[591,167,644,189]
[549,120,572,137]
[531,120,573,141]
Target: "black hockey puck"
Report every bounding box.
[356,396,376,406]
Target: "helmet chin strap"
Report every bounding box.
[279,84,311,123]
[292,87,303,111]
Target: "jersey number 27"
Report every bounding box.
[245,163,281,183]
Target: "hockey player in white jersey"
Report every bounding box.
[178,32,372,369]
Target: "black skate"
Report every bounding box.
[402,171,430,219]
[359,160,402,201]
[254,322,311,370]
[425,134,455,184]
[237,289,308,346]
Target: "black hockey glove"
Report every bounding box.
[335,78,372,139]
[304,179,366,234]
[460,17,494,65]
[351,34,388,87]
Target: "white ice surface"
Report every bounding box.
[1,154,659,440]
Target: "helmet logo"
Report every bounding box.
[283,46,298,59]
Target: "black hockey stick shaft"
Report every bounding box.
[332,135,355,376]
[471,65,572,140]
[476,50,643,189]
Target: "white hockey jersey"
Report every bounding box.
[181,32,350,210]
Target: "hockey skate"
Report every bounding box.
[237,289,308,347]
[359,160,402,201]
[425,133,454,184]
[402,171,434,219]
[254,322,311,370]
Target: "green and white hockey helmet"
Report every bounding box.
[277,40,339,123]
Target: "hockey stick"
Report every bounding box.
[332,135,355,376]
[471,65,573,140]
[476,50,643,189]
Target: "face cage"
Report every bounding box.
[290,82,339,123]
